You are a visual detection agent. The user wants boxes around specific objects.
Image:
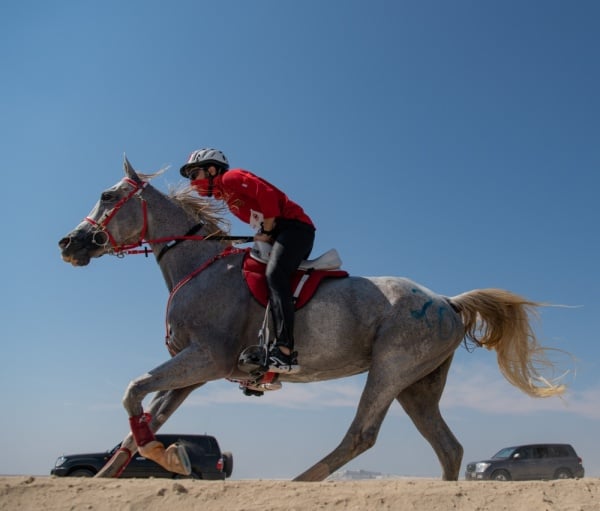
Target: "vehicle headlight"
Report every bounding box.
[475,462,491,473]
[54,456,67,467]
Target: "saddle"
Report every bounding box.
[235,242,349,397]
[242,242,349,309]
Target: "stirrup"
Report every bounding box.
[238,371,282,397]
[238,345,267,375]
[237,303,271,375]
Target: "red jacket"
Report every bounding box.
[192,169,314,231]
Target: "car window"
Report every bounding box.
[548,445,571,457]
[515,447,535,459]
[109,444,122,455]
[159,435,219,455]
[190,437,218,455]
[492,447,516,459]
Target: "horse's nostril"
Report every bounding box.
[59,237,71,250]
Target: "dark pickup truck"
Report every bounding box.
[51,434,233,480]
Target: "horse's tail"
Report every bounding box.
[448,289,566,398]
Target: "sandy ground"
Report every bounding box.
[1,476,599,511]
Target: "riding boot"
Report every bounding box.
[267,285,299,373]
[269,291,296,352]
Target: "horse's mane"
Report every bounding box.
[169,186,231,236]
[140,170,231,236]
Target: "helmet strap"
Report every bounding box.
[207,175,214,197]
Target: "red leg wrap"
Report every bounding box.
[129,412,156,447]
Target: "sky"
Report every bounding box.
[1,0,599,480]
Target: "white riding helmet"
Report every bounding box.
[180,148,229,177]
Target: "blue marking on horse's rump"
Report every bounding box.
[411,299,433,320]
[410,289,456,338]
[410,288,433,321]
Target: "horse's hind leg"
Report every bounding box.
[396,355,463,480]
[293,357,409,482]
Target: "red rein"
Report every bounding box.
[164,246,247,355]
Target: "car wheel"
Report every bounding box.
[554,468,572,479]
[222,452,234,478]
[69,468,95,477]
[491,469,511,481]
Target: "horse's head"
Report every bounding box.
[59,157,149,266]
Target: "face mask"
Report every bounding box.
[191,178,212,197]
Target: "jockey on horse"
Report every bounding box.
[180,148,316,374]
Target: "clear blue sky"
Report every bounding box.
[1,0,598,479]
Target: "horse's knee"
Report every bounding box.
[122,379,146,416]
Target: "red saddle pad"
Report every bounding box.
[242,253,348,309]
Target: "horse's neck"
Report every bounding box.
[144,188,231,290]
[156,241,229,291]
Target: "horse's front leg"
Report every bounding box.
[96,384,204,477]
[122,344,227,475]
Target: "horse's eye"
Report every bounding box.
[101,192,114,202]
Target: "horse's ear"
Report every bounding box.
[123,155,142,183]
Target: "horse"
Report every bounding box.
[58,157,566,481]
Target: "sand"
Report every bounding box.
[1,476,599,511]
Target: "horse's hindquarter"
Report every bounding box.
[286,275,465,382]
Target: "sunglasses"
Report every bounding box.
[187,166,209,180]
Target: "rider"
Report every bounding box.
[180,148,315,373]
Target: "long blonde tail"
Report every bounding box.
[449,289,565,398]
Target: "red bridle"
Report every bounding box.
[85,177,150,255]
[84,177,253,258]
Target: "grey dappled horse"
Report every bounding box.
[58,158,565,481]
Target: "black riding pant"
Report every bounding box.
[265,219,315,350]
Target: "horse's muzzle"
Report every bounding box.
[58,228,107,266]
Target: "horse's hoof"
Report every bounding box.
[139,441,191,476]
[165,443,191,476]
